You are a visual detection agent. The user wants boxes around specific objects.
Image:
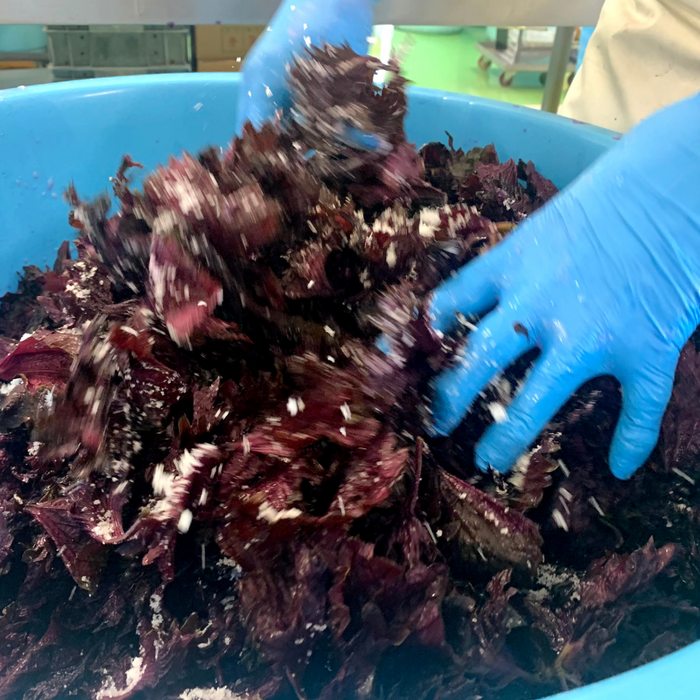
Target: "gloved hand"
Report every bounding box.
[235,0,378,134]
[430,91,700,480]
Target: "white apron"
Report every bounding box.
[560,0,700,131]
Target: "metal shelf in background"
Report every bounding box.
[476,30,578,90]
[1,0,606,28]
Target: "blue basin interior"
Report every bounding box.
[0,74,615,294]
[0,73,697,699]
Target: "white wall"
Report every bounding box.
[0,0,606,28]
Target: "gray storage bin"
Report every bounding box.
[47,25,192,70]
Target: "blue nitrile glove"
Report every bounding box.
[235,0,379,134]
[430,91,700,480]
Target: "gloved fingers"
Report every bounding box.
[609,355,678,480]
[429,253,502,335]
[337,124,392,153]
[474,351,591,473]
[293,115,392,153]
[431,309,536,436]
[235,0,378,135]
[375,334,392,355]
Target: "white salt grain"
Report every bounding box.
[177,509,193,534]
[487,402,508,424]
[386,242,397,268]
[588,497,605,517]
[552,509,569,532]
[672,467,696,485]
[557,459,570,477]
[424,521,437,544]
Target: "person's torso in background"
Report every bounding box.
[561,0,700,131]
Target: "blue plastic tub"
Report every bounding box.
[0,73,697,699]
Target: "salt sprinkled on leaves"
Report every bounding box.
[180,689,250,700]
[257,503,302,524]
[96,656,145,700]
[0,378,23,396]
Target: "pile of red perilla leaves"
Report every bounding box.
[1,46,700,700]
